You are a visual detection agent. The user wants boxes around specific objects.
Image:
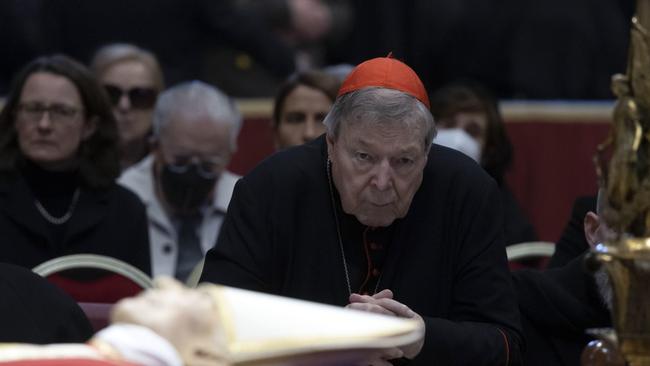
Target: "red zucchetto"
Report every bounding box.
[337,56,430,109]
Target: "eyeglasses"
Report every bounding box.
[166,155,228,179]
[104,84,158,109]
[16,103,83,124]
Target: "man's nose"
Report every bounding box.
[371,160,393,191]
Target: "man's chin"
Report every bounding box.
[355,214,397,228]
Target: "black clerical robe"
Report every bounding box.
[201,136,523,365]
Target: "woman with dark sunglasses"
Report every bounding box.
[91,43,165,170]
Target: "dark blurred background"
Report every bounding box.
[0,0,635,99]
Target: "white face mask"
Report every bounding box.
[433,128,481,162]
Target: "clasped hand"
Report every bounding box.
[346,289,424,365]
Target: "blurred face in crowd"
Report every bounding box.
[327,118,428,227]
[276,84,331,148]
[153,112,233,214]
[15,72,95,171]
[100,60,158,145]
[437,111,487,151]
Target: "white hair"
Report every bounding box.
[153,81,242,150]
[323,88,436,150]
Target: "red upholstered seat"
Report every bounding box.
[32,255,153,332]
[45,273,143,303]
[36,270,137,330]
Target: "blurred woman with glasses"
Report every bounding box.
[0,54,151,274]
[91,43,164,169]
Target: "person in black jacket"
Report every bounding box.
[0,262,93,343]
[0,54,151,274]
[548,195,597,268]
[201,57,523,365]
[513,191,613,365]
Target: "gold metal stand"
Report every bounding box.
[593,239,650,365]
[591,1,650,364]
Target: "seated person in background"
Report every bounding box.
[430,81,537,246]
[0,55,150,274]
[91,43,165,170]
[272,69,340,148]
[0,262,93,344]
[547,195,596,268]
[512,189,612,366]
[200,57,523,365]
[119,81,241,282]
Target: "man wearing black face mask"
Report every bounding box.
[119,81,241,282]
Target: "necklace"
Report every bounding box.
[326,159,382,296]
[34,188,81,225]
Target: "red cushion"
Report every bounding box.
[46,273,144,303]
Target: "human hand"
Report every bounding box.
[357,347,404,366]
[347,289,425,360]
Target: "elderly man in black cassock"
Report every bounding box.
[200,56,523,365]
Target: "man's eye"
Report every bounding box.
[199,161,218,172]
[173,156,191,166]
[397,157,414,166]
[356,152,370,161]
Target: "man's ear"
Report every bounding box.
[584,211,601,249]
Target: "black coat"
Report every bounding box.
[201,136,523,365]
[500,184,537,246]
[513,195,609,365]
[513,254,610,365]
[548,196,596,268]
[0,262,93,343]
[0,174,151,274]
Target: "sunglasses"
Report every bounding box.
[104,84,158,109]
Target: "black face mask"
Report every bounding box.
[159,164,217,214]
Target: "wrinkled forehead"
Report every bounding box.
[339,115,428,152]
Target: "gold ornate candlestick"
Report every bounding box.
[592,1,650,364]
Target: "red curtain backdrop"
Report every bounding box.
[505,121,610,241]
